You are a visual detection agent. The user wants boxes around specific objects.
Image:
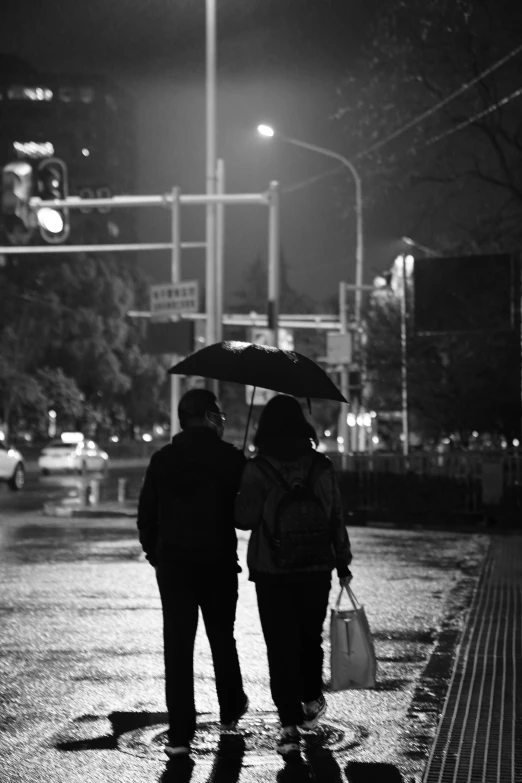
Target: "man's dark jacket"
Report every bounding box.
[137,427,246,569]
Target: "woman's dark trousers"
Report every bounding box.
[255,578,331,727]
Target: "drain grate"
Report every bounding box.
[423,537,522,783]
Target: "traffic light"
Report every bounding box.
[1,161,35,245]
[36,157,70,244]
[349,370,362,404]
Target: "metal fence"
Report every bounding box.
[332,453,522,526]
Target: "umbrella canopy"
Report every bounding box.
[168,341,347,403]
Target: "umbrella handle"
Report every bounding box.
[243,386,256,453]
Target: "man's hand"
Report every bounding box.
[339,571,353,590]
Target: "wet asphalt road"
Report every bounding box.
[0,464,146,512]
[0,509,488,783]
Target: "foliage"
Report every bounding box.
[365,290,520,440]
[335,0,522,251]
[232,250,316,314]
[0,254,167,436]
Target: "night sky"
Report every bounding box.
[0,0,396,307]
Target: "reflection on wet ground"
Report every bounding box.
[54,710,408,782]
[0,466,144,512]
[5,521,142,564]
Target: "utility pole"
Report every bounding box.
[170,187,182,438]
[215,158,225,343]
[338,281,349,468]
[205,0,218,350]
[400,254,409,459]
[267,181,280,347]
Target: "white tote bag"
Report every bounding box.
[330,585,377,691]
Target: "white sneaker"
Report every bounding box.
[301,695,326,729]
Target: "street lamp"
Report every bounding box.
[258,123,364,460]
[258,124,275,138]
[402,236,438,257]
[257,123,364,326]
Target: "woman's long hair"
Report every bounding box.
[254,394,318,460]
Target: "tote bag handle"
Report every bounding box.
[335,584,361,612]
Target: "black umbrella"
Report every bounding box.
[168,341,346,449]
[168,341,346,401]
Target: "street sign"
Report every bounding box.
[325,332,352,364]
[150,281,199,320]
[246,327,294,405]
[145,320,195,355]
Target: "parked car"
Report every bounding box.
[0,441,25,490]
[38,433,109,474]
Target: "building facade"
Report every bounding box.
[0,71,136,245]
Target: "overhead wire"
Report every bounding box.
[282,42,522,194]
[353,41,522,161]
[416,85,522,150]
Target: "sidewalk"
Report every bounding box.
[420,534,522,783]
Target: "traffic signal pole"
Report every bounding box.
[267,181,280,348]
[0,185,281,438]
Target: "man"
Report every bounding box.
[137,389,248,758]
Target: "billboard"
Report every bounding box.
[413,254,519,334]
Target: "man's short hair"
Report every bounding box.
[178,388,219,429]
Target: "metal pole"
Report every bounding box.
[400,254,409,459]
[267,181,280,348]
[354,175,364,328]
[171,187,181,284]
[0,242,207,254]
[170,187,182,438]
[215,158,225,343]
[29,192,269,209]
[338,281,349,469]
[205,0,217,349]
[279,135,364,325]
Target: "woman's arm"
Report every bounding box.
[328,465,353,577]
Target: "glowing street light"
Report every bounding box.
[258,124,275,138]
[402,236,438,257]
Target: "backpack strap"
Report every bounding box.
[255,456,291,491]
[256,453,327,493]
[304,453,329,491]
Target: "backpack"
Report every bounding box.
[256,455,333,570]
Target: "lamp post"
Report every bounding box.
[258,124,364,327]
[258,124,364,457]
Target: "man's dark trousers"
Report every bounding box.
[156,560,245,745]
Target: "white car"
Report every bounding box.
[0,442,25,490]
[38,434,109,474]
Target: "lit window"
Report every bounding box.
[13,141,55,158]
[8,85,53,101]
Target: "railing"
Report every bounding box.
[332,452,521,526]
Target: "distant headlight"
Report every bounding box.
[7,449,19,458]
[101,452,109,460]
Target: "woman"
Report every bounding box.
[235,394,352,757]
